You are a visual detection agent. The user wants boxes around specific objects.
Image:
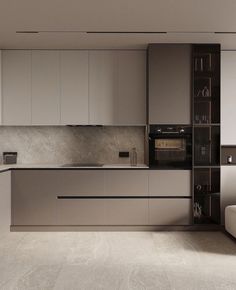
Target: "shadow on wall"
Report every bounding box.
[0,126,145,165]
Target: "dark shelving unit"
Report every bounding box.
[192,44,221,225]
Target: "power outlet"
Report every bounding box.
[119,151,130,158]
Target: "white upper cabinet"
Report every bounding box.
[89,51,117,125]
[116,51,146,125]
[60,51,89,125]
[1,49,146,126]
[31,51,60,125]
[89,50,146,125]
[2,50,31,125]
[221,51,236,145]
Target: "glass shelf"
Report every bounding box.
[192,44,221,225]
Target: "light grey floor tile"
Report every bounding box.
[0,231,235,290]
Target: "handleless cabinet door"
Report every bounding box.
[2,50,31,125]
[60,51,89,125]
[89,51,117,125]
[116,51,146,125]
[105,170,148,225]
[149,170,191,197]
[57,199,107,225]
[11,170,59,225]
[54,170,105,196]
[105,170,148,196]
[148,44,191,124]
[32,51,60,125]
[106,199,149,225]
[221,51,236,145]
[149,199,192,225]
[11,170,105,226]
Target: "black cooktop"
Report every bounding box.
[61,163,103,167]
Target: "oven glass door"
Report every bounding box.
[155,138,186,161]
[149,136,191,168]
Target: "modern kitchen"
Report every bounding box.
[1,1,236,289]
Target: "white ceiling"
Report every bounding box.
[1,0,236,49]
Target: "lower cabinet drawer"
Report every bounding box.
[106,199,149,225]
[57,199,107,225]
[149,198,192,225]
[57,198,149,226]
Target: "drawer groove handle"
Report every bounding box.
[57,196,192,199]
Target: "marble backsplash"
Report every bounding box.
[0,126,146,165]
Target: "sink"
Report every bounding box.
[61,163,103,167]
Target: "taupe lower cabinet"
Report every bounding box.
[149,170,191,197]
[11,170,192,227]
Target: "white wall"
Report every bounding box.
[221,51,236,145]
[0,50,2,125]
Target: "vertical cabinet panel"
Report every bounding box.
[2,50,31,125]
[148,44,191,124]
[221,51,236,145]
[0,171,11,231]
[31,51,60,125]
[149,170,191,197]
[89,51,117,125]
[116,51,146,125]
[60,51,89,125]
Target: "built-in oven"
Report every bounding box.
[149,125,192,169]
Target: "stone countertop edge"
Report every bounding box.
[0,164,149,173]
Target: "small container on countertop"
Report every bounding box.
[3,152,18,164]
[130,147,137,166]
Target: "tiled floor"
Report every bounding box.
[0,231,236,289]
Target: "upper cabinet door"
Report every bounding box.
[31,51,60,125]
[89,50,146,125]
[60,51,89,125]
[2,50,31,125]
[89,51,117,125]
[116,51,146,125]
[221,51,236,145]
[148,44,191,124]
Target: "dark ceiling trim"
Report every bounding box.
[16,31,167,34]
[16,31,39,34]
[86,31,167,34]
[16,31,236,35]
[214,32,236,34]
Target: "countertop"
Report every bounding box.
[0,163,149,173]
